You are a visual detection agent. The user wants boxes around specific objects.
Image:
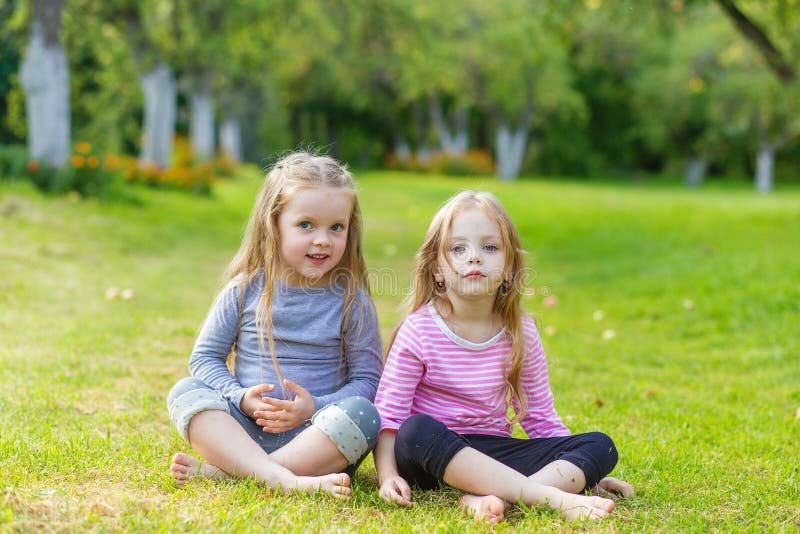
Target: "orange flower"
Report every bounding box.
[75,141,92,154]
[87,156,99,168]
[103,154,119,171]
[26,160,40,172]
[71,155,85,168]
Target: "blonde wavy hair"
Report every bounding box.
[390,190,529,425]
[224,152,371,395]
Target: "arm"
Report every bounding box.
[373,319,426,506]
[518,319,571,438]
[188,282,250,408]
[375,430,412,506]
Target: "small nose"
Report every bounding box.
[466,246,481,263]
[313,230,331,246]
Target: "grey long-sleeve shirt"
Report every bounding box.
[189,273,383,412]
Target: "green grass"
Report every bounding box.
[1,169,799,532]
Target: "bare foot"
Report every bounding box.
[460,494,506,524]
[293,473,352,500]
[170,452,229,487]
[561,494,615,522]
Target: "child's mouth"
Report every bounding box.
[307,254,329,266]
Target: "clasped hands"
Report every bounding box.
[240,378,316,433]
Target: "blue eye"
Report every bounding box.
[299,221,312,229]
[451,245,466,254]
[331,223,345,232]
[484,244,499,252]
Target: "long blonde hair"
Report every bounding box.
[390,190,529,425]
[225,152,371,396]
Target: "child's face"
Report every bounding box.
[439,207,506,300]
[276,185,354,287]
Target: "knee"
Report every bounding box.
[311,396,381,465]
[395,414,465,482]
[334,396,382,449]
[589,431,619,467]
[396,414,446,449]
[166,377,229,442]
[582,431,619,481]
[166,377,206,407]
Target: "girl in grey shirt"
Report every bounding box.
[166,153,383,499]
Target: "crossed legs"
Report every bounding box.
[395,414,619,522]
[171,409,352,498]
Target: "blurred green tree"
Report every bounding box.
[631,4,736,186]
[713,0,800,191]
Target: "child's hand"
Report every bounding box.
[593,477,634,500]
[240,383,276,419]
[253,378,316,434]
[379,475,413,507]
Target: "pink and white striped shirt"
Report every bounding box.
[375,302,570,438]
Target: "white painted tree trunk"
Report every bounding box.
[495,122,528,181]
[394,137,411,163]
[139,62,176,169]
[755,141,774,193]
[430,99,468,156]
[416,145,433,165]
[685,156,707,188]
[219,115,242,163]
[19,19,70,167]
[190,81,215,160]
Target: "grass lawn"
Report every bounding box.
[1,168,798,532]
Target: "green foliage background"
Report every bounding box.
[3,0,800,181]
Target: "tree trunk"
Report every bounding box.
[714,0,795,83]
[755,140,774,193]
[430,98,468,156]
[495,122,528,181]
[685,156,707,187]
[189,78,215,160]
[417,145,432,164]
[139,62,176,169]
[219,115,242,163]
[19,0,69,168]
[394,137,411,163]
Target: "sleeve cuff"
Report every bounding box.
[230,388,248,413]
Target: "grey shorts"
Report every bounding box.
[166,377,380,466]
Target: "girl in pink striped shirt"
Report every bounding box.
[373,191,633,524]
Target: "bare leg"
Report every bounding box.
[270,425,350,476]
[180,410,351,498]
[528,459,586,493]
[443,447,615,521]
[457,459,593,523]
[459,495,506,524]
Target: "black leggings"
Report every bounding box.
[394,414,618,491]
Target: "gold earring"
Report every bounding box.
[434,274,445,290]
[500,278,511,294]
